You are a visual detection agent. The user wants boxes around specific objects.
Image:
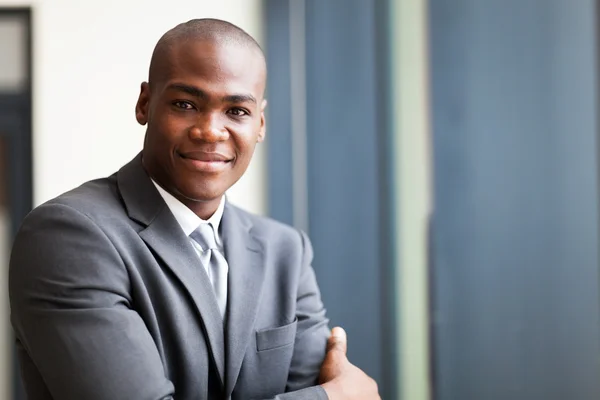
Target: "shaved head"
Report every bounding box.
[148,18,266,91]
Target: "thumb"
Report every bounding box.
[319,327,348,384]
[327,327,347,356]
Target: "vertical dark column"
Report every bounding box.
[265,1,397,398]
[429,1,600,399]
[0,8,32,400]
[303,0,383,387]
[265,0,294,226]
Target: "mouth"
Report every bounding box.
[177,151,233,172]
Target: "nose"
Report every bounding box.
[189,112,228,142]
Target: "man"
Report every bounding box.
[9,19,380,400]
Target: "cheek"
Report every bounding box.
[147,130,173,155]
[150,115,190,146]
[162,113,191,134]
[233,136,258,163]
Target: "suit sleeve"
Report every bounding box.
[288,230,330,389]
[9,203,175,400]
[258,230,331,400]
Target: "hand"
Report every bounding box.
[318,327,381,400]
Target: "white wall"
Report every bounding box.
[2,0,267,213]
[0,1,266,398]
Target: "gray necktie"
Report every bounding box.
[190,224,228,318]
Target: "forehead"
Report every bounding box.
[160,40,266,97]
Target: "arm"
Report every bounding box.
[286,230,330,390]
[260,232,380,400]
[260,328,381,400]
[257,230,330,400]
[9,203,174,400]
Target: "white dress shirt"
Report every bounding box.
[151,180,227,300]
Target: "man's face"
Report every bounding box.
[135,39,266,208]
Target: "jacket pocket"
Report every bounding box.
[255,317,298,352]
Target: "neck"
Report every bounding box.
[142,157,223,220]
[179,195,222,221]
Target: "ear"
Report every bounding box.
[257,99,267,143]
[135,82,151,125]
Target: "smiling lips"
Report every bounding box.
[178,151,232,172]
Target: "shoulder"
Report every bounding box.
[21,174,124,230]
[10,175,126,272]
[227,203,310,251]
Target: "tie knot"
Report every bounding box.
[190,223,217,251]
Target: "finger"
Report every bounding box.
[326,326,347,355]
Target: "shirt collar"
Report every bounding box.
[151,179,225,245]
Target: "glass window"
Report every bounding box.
[0,15,27,93]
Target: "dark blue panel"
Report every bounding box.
[265,0,396,398]
[304,0,383,387]
[265,0,294,226]
[429,1,600,399]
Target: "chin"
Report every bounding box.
[178,186,225,203]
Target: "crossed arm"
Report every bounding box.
[10,204,176,399]
[9,203,378,399]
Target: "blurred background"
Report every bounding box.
[0,0,599,399]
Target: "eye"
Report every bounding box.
[173,101,195,110]
[228,107,249,117]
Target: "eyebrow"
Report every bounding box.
[167,83,257,105]
[223,94,257,105]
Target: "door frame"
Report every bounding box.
[0,7,33,400]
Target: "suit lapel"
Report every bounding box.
[117,154,226,385]
[221,203,266,398]
[138,209,226,384]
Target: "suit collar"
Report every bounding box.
[117,154,268,394]
[116,152,163,226]
[221,203,266,397]
[117,153,227,385]
[151,179,226,246]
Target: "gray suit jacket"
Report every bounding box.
[9,154,330,400]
